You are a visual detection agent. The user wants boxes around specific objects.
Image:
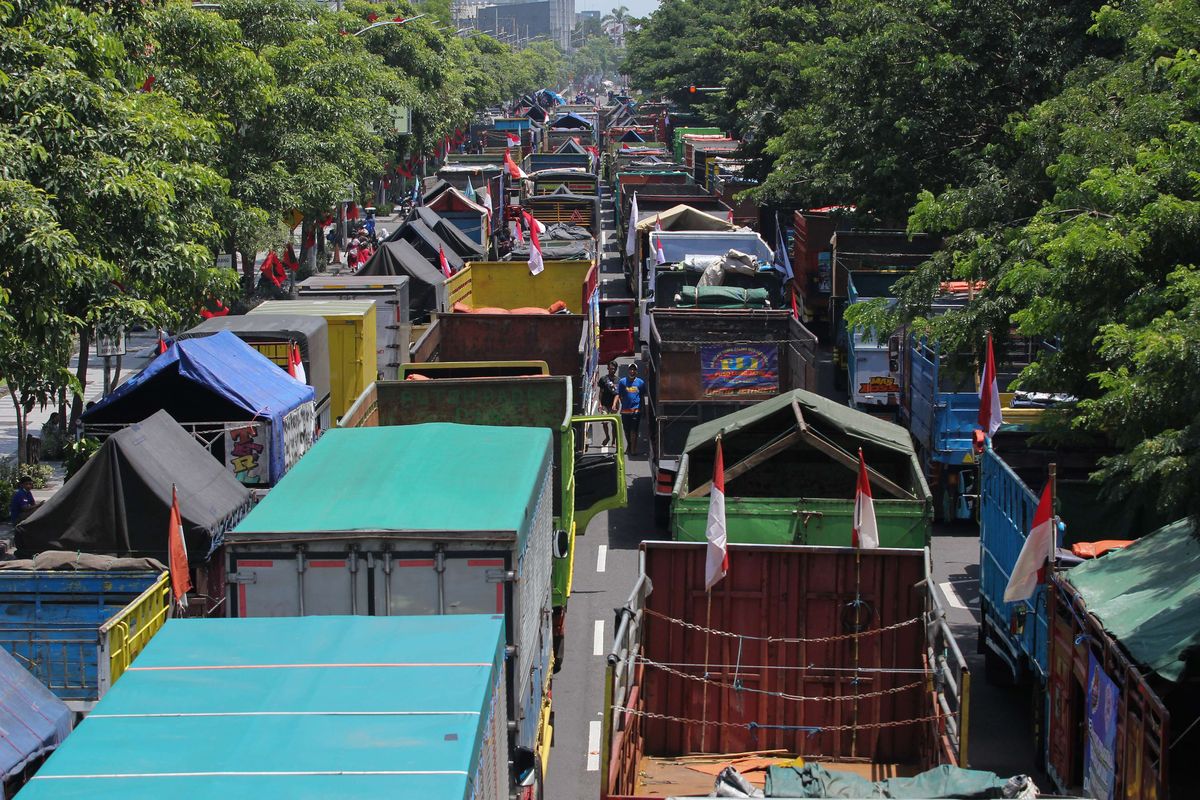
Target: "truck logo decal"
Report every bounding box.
[701,345,779,396]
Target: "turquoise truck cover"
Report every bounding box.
[18,615,507,799]
[232,423,552,538]
[1064,518,1200,683]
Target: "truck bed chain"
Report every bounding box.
[642,608,921,643]
[636,656,924,702]
[610,706,947,732]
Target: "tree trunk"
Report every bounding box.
[9,385,25,466]
[110,351,124,393]
[241,249,257,293]
[69,328,91,433]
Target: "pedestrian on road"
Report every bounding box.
[598,361,619,447]
[9,476,39,524]
[613,363,645,456]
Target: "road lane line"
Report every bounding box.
[596,545,608,573]
[586,720,601,771]
[939,581,974,610]
[593,620,605,656]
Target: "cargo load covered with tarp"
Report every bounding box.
[384,219,466,272]
[18,410,253,559]
[81,332,316,486]
[420,191,490,251]
[0,644,71,792]
[176,314,332,431]
[356,238,447,322]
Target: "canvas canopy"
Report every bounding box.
[82,332,315,484]
[618,129,646,143]
[356,239,445,321]
[1065,518,1200,683]
[17,411,253,559]
[556,138,588,154]
[550,112,590,130]
[0,644,71,782]
[384,219,465,271]
[414,206,486,258]
[654,230,774,264]
[635,204,737,232]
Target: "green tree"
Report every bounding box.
[623,0,738,103]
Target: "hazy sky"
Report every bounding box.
[577,0,659,19]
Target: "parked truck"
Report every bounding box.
[647,309,819,525]
[19,615,519,799]
[224,423,556,791]
[603,541,969,798]
[296,275,410,381]
[339,374,627,668]
[0,566,170,713]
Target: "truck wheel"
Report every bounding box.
[552,633,565,674]
[653,495,670,530]
[984,645,1017,687]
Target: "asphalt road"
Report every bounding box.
[544,186,1045,798]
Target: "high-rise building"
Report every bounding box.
[471,0,575,52]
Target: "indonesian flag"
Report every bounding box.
[167,485,191,608]
[157,332,168,355]
[1004,482,1055,603]
[654,216,666,264]
[727,209,735,225]
[978,333,1003,437]
[704,439,728,591]
[439,245,452,278]
[852,448,879,549]
[507,132,520,148]
[524,211,544,276]
[288,343,306,384]
[625,192,639,257]
[504,148,525,180]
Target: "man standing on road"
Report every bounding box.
[598,361,619,447]
[613,363,645,456]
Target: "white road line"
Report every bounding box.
[586,720,602,772]
[593,619,605,656]
[596,545,608,573]
[939,581,974,610]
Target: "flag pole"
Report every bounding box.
[851,544,861,758]
[701,588,712,752]
[1048,462,1058,572]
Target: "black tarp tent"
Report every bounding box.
[384,219,466,271]
[357,239,446,322]
[415,206,486,259]
[17,411,254,559]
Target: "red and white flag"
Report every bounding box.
[524,211,544,275]
[978,333,1003,437]
[727,209,735,225]
[1004,482,1055,602]
[654,216,666,265]
[287,343,306,384]
[852,448,879,549]
[168,485,192,608]
[506,132,520,148]
[704,439,728,591]
[439,245,452,278]
[504,148,525,180]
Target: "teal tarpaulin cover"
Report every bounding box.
[765,763,1010,798]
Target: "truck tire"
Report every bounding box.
[984,643,1018,687]
[552,633,565,674]
[653,494,671,530]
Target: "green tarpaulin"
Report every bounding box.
[676,286,770,308]
[231,423,552,537]
[1064,517,1200,683]
[765,763,1011,798]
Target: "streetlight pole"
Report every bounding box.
[351,13,426,36]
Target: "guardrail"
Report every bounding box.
[924,571,971,765]
[602,552,650,798]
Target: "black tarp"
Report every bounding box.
[16,411,253,560]
[357,239,445,321]
[384,220,466,271]
[415,207,485,259]
[556,138,588,154]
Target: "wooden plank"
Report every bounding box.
[794,424,915,501]
[685,431,802,498]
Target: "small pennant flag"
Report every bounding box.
[464,177,477,202]
[439,245,452,278]
[978,333,1003,438]
[654,216,666,264]
[625,192,639,257]
[168,485,192,608]
[1004,482,1055,603]
[852,448,879,549]
[727,209,735,225]
[157,332,168,355]
[140,75,156,93]
[704,438,728,591]
[288,344,306,384]
[524,211,544,276]
[504,148,525,180]
[507,132,520,148]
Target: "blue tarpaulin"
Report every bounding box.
[83,331,314,483]
[0,644,71,783]
[550,112,592,130]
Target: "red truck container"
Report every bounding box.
[602,542,969,798]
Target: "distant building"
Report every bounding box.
[475,0,575,51]
[577,9,600,19]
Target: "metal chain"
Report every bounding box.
[612,706,948,732]
[642,607,921,644]
[637,656,925,702]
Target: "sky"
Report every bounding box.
[576,0,659,20]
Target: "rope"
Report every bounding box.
[612,706,947,733]
[637,657,924,703]
[643,607,921,644]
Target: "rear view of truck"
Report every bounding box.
[603,542,969,798]
[647,309,818,525]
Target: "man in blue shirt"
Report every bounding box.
[613,363,646,456]
[9,476,38,524]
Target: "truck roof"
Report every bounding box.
[232,423,551,536]
[18,615,505,799]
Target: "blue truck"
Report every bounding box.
[0,568,170,714]
[18,615,513,799]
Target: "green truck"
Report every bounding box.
[672,389,932,547]
[340,372,626,668]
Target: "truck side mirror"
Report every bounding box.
[554,529,569,559]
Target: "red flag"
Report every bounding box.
[978,333,1002,437]
[704,438,728,591]
[852,448,879,549]
[439,245,452,278]
[524,211,544,275]
[790,285,800,319]
[288,344,307,383]
[282,244,299,272]
[260,252,286,288]
[727,209,735,224]
[367,11,378,21]
[347,203,360,221]
[504,148,524,180]
[1004,482,1055,602]
[168,485,191,606]
[506,132,520,148]
[157,332,168,354]
[140,75,156,93]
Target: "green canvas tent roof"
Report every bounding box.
[1064,518,1200,683]
[685,388,916,457]
[231,423,551,537]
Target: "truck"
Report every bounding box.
[647,309,819,525]
[672,389,933,547]
[416,259,600,413]
[224,423,556,790]
[602,541,970,798]
[0,567,170,713]
[20,615,519,798]
[297,275,410,381]
[844,270,907,415]
[339,374,627,668]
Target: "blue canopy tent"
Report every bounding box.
[0,643,71,794]
[82,331,315,486]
